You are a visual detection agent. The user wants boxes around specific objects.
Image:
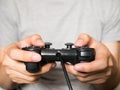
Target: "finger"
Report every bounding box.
[7,47,41,62]
[3,56,29,74]
[65,64,90,77]
[7,69,40,84]
[65,64,110,84]
[65,63,111,77]
[77,77,107,84]
[37,63,56,74]
[17,34,45,48]
[76,68,111,82]
[12,78,38,84]
[3,55,55,76]
[9,61,55,76]
[74,33,98,48]
[73,59,108,73]
[23,63,56,75]
[87,79,106,84]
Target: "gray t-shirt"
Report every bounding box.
[0,0,120,90]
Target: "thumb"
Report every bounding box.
[74,33,96,47]
[17,34,45,48]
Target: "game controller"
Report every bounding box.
[22,42,95,73]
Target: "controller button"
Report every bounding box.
[65,43,73,49]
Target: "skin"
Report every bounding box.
[66,33,120,90]
[0,33,120,90]
[0,34,55,89]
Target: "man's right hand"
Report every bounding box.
[2,34,55,84]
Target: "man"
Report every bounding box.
[0,0,120,90]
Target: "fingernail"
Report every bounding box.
[74,64,83,71]
[35,40,44,46]
[32,54,41,62]
[75,40,83,46]
[52,63,56,68]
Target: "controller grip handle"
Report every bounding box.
[22,46,42,73]
[24,62,40,73]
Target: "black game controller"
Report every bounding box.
[22,42,95,73]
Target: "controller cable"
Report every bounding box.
[60,57,73,90]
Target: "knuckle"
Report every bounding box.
[12,79,18,83]
[82,33,89,38]
[106,70,112,77]
[9,49,17,59]
[31,34,42,40]
[79,33,90,41]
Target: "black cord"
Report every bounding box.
[60,58,73,90]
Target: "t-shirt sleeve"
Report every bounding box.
[0,0,19,46]
[101,0,120,42]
